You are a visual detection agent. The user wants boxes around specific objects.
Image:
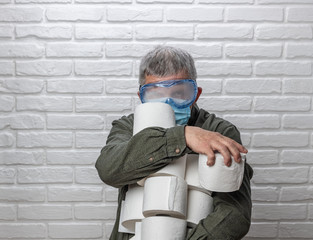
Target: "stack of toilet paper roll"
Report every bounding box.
[119,102,246,239]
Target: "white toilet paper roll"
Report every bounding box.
[133,102,175,135]
[185,154,211,194]
[198,153,246,192]
[141,216,187,240]
[121,184,144,232]
[143,176,188,219]
[187,189,214,227]
[118,201,135,234]
[137,155,187,186]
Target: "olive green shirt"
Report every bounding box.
[96,105,253,240]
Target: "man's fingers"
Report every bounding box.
[205,150,215,166]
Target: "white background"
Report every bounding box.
[0,0,313,239]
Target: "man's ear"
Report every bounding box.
[194,87,202,103]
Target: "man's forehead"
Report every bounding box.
[145,72,189,85]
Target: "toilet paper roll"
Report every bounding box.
[118,201,135,234]
[141,216,187,240]
[143,176,188,219]
[198,153,246,192]
[137,154,187,186]
[187,189,214,227]
[121,184,144,232]
[184,154,211,194]
[133,102,175,135]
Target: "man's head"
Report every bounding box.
[137,46,202,125]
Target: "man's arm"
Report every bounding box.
[95,114,190,188]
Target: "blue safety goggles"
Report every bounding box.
[139,79,198,109]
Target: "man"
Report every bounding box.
[96,46,253,240]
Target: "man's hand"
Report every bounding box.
[185,126,248,167]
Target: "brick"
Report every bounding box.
[16,60,72,76]
[197,79,222,94]
[0,95,14,111]
[0,223,46,239]
[16,25,72,39]
[76,0,131,2]
[0,61,14,75]
[106,114,125,129]
[47,115,104,130]
[75,167,103,184]
[17,96,72,112]
[75,25,131,39]
[75,60,132,76]
[0,25,13,38]
[18,167,73,183]
[47,79,102,93]
[49,223,102,239]
[279,223,313,238]
[251,187,279,202]
[74,205,117,219]
[197,24,253,39]
[48,186,102,201]
[281,150,313,164]
[0,168,15,183]
[240,133,251,147]
[252,204,306,220]
[75,132,108,148]
[106,79,138,94]
[166,43,222,58]
[0,133,14,147]
[225,79,281,93]
[246,222,278,238]
[252,167,309,184]
[246,150,279,165]
[196,61,252,76]
[287,43,313,58]
[17,132,73,148]
[47,43,103,57]
[283,79,313,94]
[283,114,313,129]
[256,24,313,39]
[198,97,252,111]
[254,97,311,111]
[223,114,280,129]
[138,0,192,2]
[9,114,45,129]
[0,43,44,58]
[136,25,193,40]
[253,132,309,147]
[259,0,313,3]
[0,205,16,220]
[310,205,313,219]
[225,44,282,58]
[17,0,71,2]
[18,205,72,220]
[228,7,283,21]
[105,223,114,239]
[0,187,45,201]
[76,97,132,112]
[288,8,313,22]
[167,7,223,22]
[200,0,253,2]
[108,7,162,22]
[0,79,44,93]
[46,7,104,21]
[105,186,118,202]
[0,151,44,165]
[0,7,43,22]
[106,43,157,57]
[280,187,313,201]
[256,61,312,76]
[47,150,98,165]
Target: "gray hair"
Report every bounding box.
[139,46,197,86]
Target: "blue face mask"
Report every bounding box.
[151,98,192,125]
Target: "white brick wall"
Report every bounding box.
[0,1,312,239]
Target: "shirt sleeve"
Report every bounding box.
[95,114,190,188]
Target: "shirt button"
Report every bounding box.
[175,148,180,154]
[149,157,154,161]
